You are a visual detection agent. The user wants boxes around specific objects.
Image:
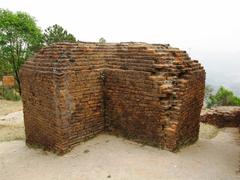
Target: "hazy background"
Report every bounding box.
[1,0,239,95]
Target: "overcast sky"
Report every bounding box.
[1,0,240,93]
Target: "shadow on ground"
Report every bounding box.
[0,102,239,180]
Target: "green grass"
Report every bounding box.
[0,85,21,101]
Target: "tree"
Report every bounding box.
[207,86,240,108]
[99,37,106,44]
[0,58,12,79]
[0,9,43,94]
[43,24,76,45]
[204,84,214,103]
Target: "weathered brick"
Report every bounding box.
[201,106,240,128]
[20,42,205,154]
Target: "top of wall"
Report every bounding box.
[20,42,204,76]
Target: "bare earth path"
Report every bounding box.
[0,100,24,142]
[0,100,22,116]
[0,101,239,180]
[0,129,239,180]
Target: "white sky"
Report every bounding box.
[1,0,240,92]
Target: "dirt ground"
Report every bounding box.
[0,100,24,142]
[0,99,22,116]
[0,100,239,180]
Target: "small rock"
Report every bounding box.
[83,149,89,153]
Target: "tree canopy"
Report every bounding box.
[204,84,214,103]
[99,37,106,44]
[0,9,43,93]
[207,86,240,108]
[43,24,76,45]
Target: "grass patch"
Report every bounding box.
[0,85,21,101]
[199,123,219,139]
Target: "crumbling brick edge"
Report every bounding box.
[20,42,205,154]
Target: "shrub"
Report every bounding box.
[0,86,21,101]
[207,86,240,108]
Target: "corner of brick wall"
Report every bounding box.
[20,42,205,153]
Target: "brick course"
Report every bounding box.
[201,106,240,128]
[20,42,205,153]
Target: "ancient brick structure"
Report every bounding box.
[201,106,240,128]
[20,42,205,154]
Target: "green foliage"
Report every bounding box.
[0,9,43,94]
[207,86,240,108]
[99,37,106,44]
[0,86,21,101]
[0,58,12,79]
[43,24,76,45]
[204,84,214,103]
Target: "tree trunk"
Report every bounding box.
[14,69,21,95]
[11,54,21,95]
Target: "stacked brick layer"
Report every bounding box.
[201,106,240,128]
[20,42,205,153]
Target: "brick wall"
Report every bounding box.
[20,42,205,153]
[201,106,240,128]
